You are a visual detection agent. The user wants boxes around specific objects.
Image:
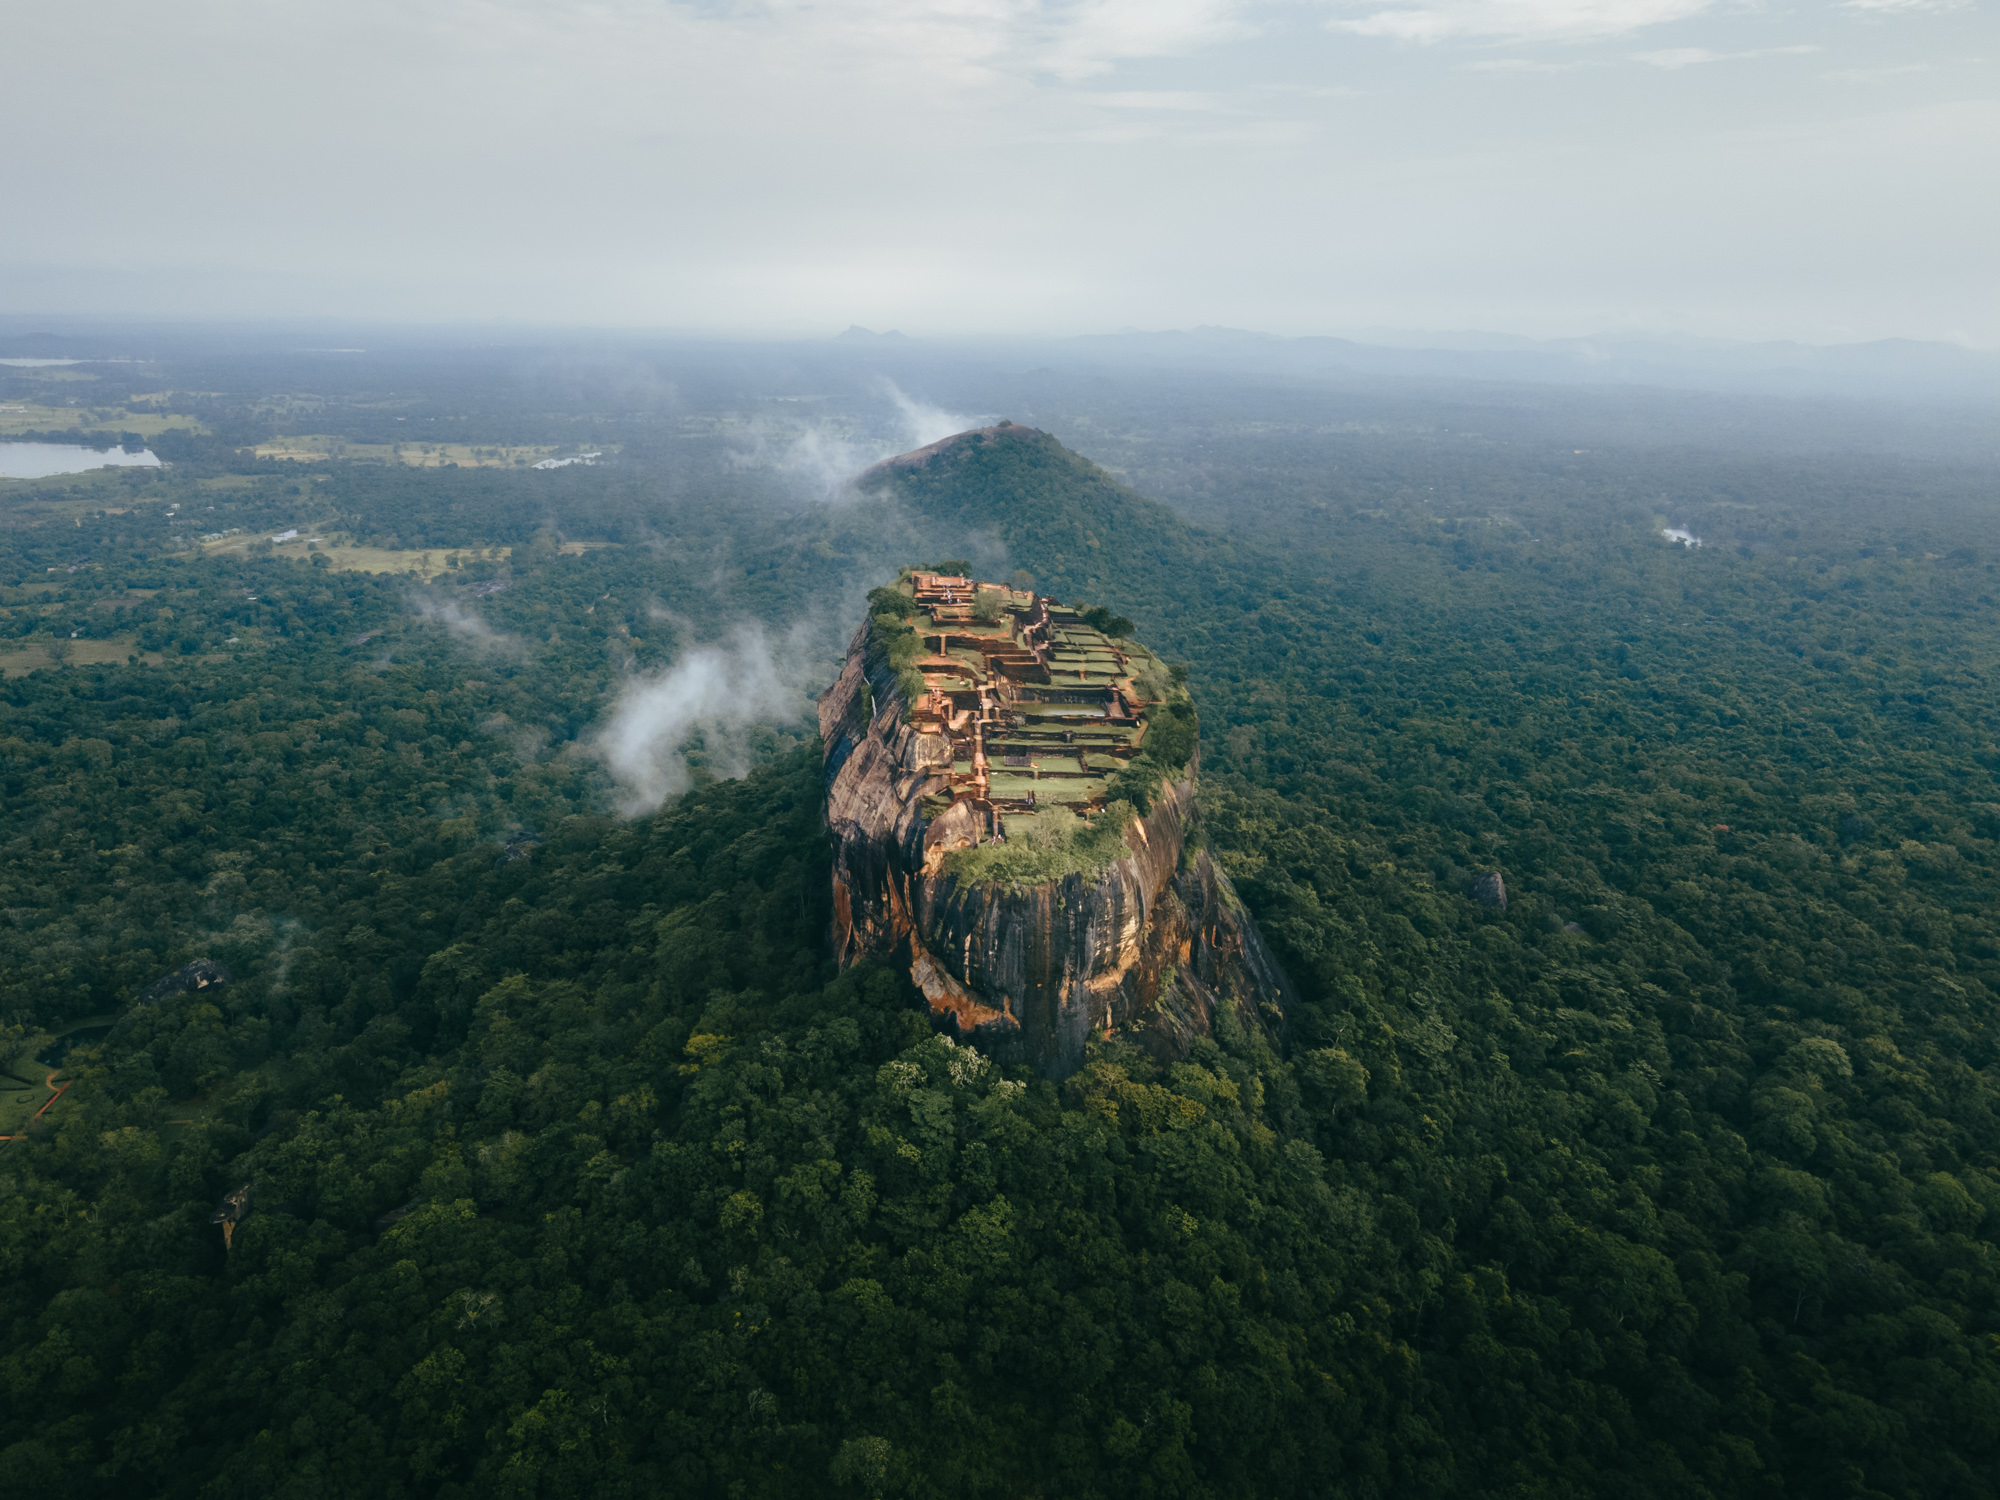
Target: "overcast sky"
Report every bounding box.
[3,1,1994,343]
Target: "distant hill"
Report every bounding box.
[851,422,1201,606]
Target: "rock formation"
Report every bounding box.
[211,1181,252,1250]
[820,568,1294,1078]
[140,957,232,1007]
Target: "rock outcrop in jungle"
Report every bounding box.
[820,508,1293,1076]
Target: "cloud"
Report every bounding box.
[455,0,1248,92]
[1036,0,1252,81]
[1820,62,1932,81]
[732,380,979,499]
[410,592,522,654]
[8,0,1993,342]
[1841,0,1970,11]
[882,379,977,449]
[1332,0,1722,43]
[1081,90,1231,112]
[744,424,885,500]
[593,624,816,812]
[1459,56,1589,71]
[1631,44,1819,68]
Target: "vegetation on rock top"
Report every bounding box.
[940,800,1140,890]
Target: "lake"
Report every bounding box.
[0,442,162,478]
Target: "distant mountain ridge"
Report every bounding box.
[1061,326,2000,402]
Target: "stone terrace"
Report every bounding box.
[901,572,1168,840]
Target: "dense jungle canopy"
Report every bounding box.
[0,347,1996,1498]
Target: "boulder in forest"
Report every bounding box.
[139,956,232,1006]
[1470,871,1507,909]
[211,1182,252,1250]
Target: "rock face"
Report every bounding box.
[819,586,1295,1078]
[211,1182,253,1250]
[1470,871,1508,910]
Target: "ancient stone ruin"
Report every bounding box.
[820,569,1294,1077]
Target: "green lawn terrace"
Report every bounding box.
[901,571,1165,831]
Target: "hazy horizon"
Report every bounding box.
[6,0,1996,345]
[2,314,1996,355]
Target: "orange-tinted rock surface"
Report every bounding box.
[820,571,1293,1077]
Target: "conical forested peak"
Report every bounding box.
[854,422,1195,603]
[855,421,1050,482]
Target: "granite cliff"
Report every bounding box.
[820,552,1293,1078]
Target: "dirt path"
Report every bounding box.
[0,1070,71,1145]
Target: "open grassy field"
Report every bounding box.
[254,436,559,468]
[313,544,490,577]
[177,534,610,593]
[3,583,159,600]
[293,538,508,578]
[192,528,533,579]
[0,636,163,678]
[0,402,209,438]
